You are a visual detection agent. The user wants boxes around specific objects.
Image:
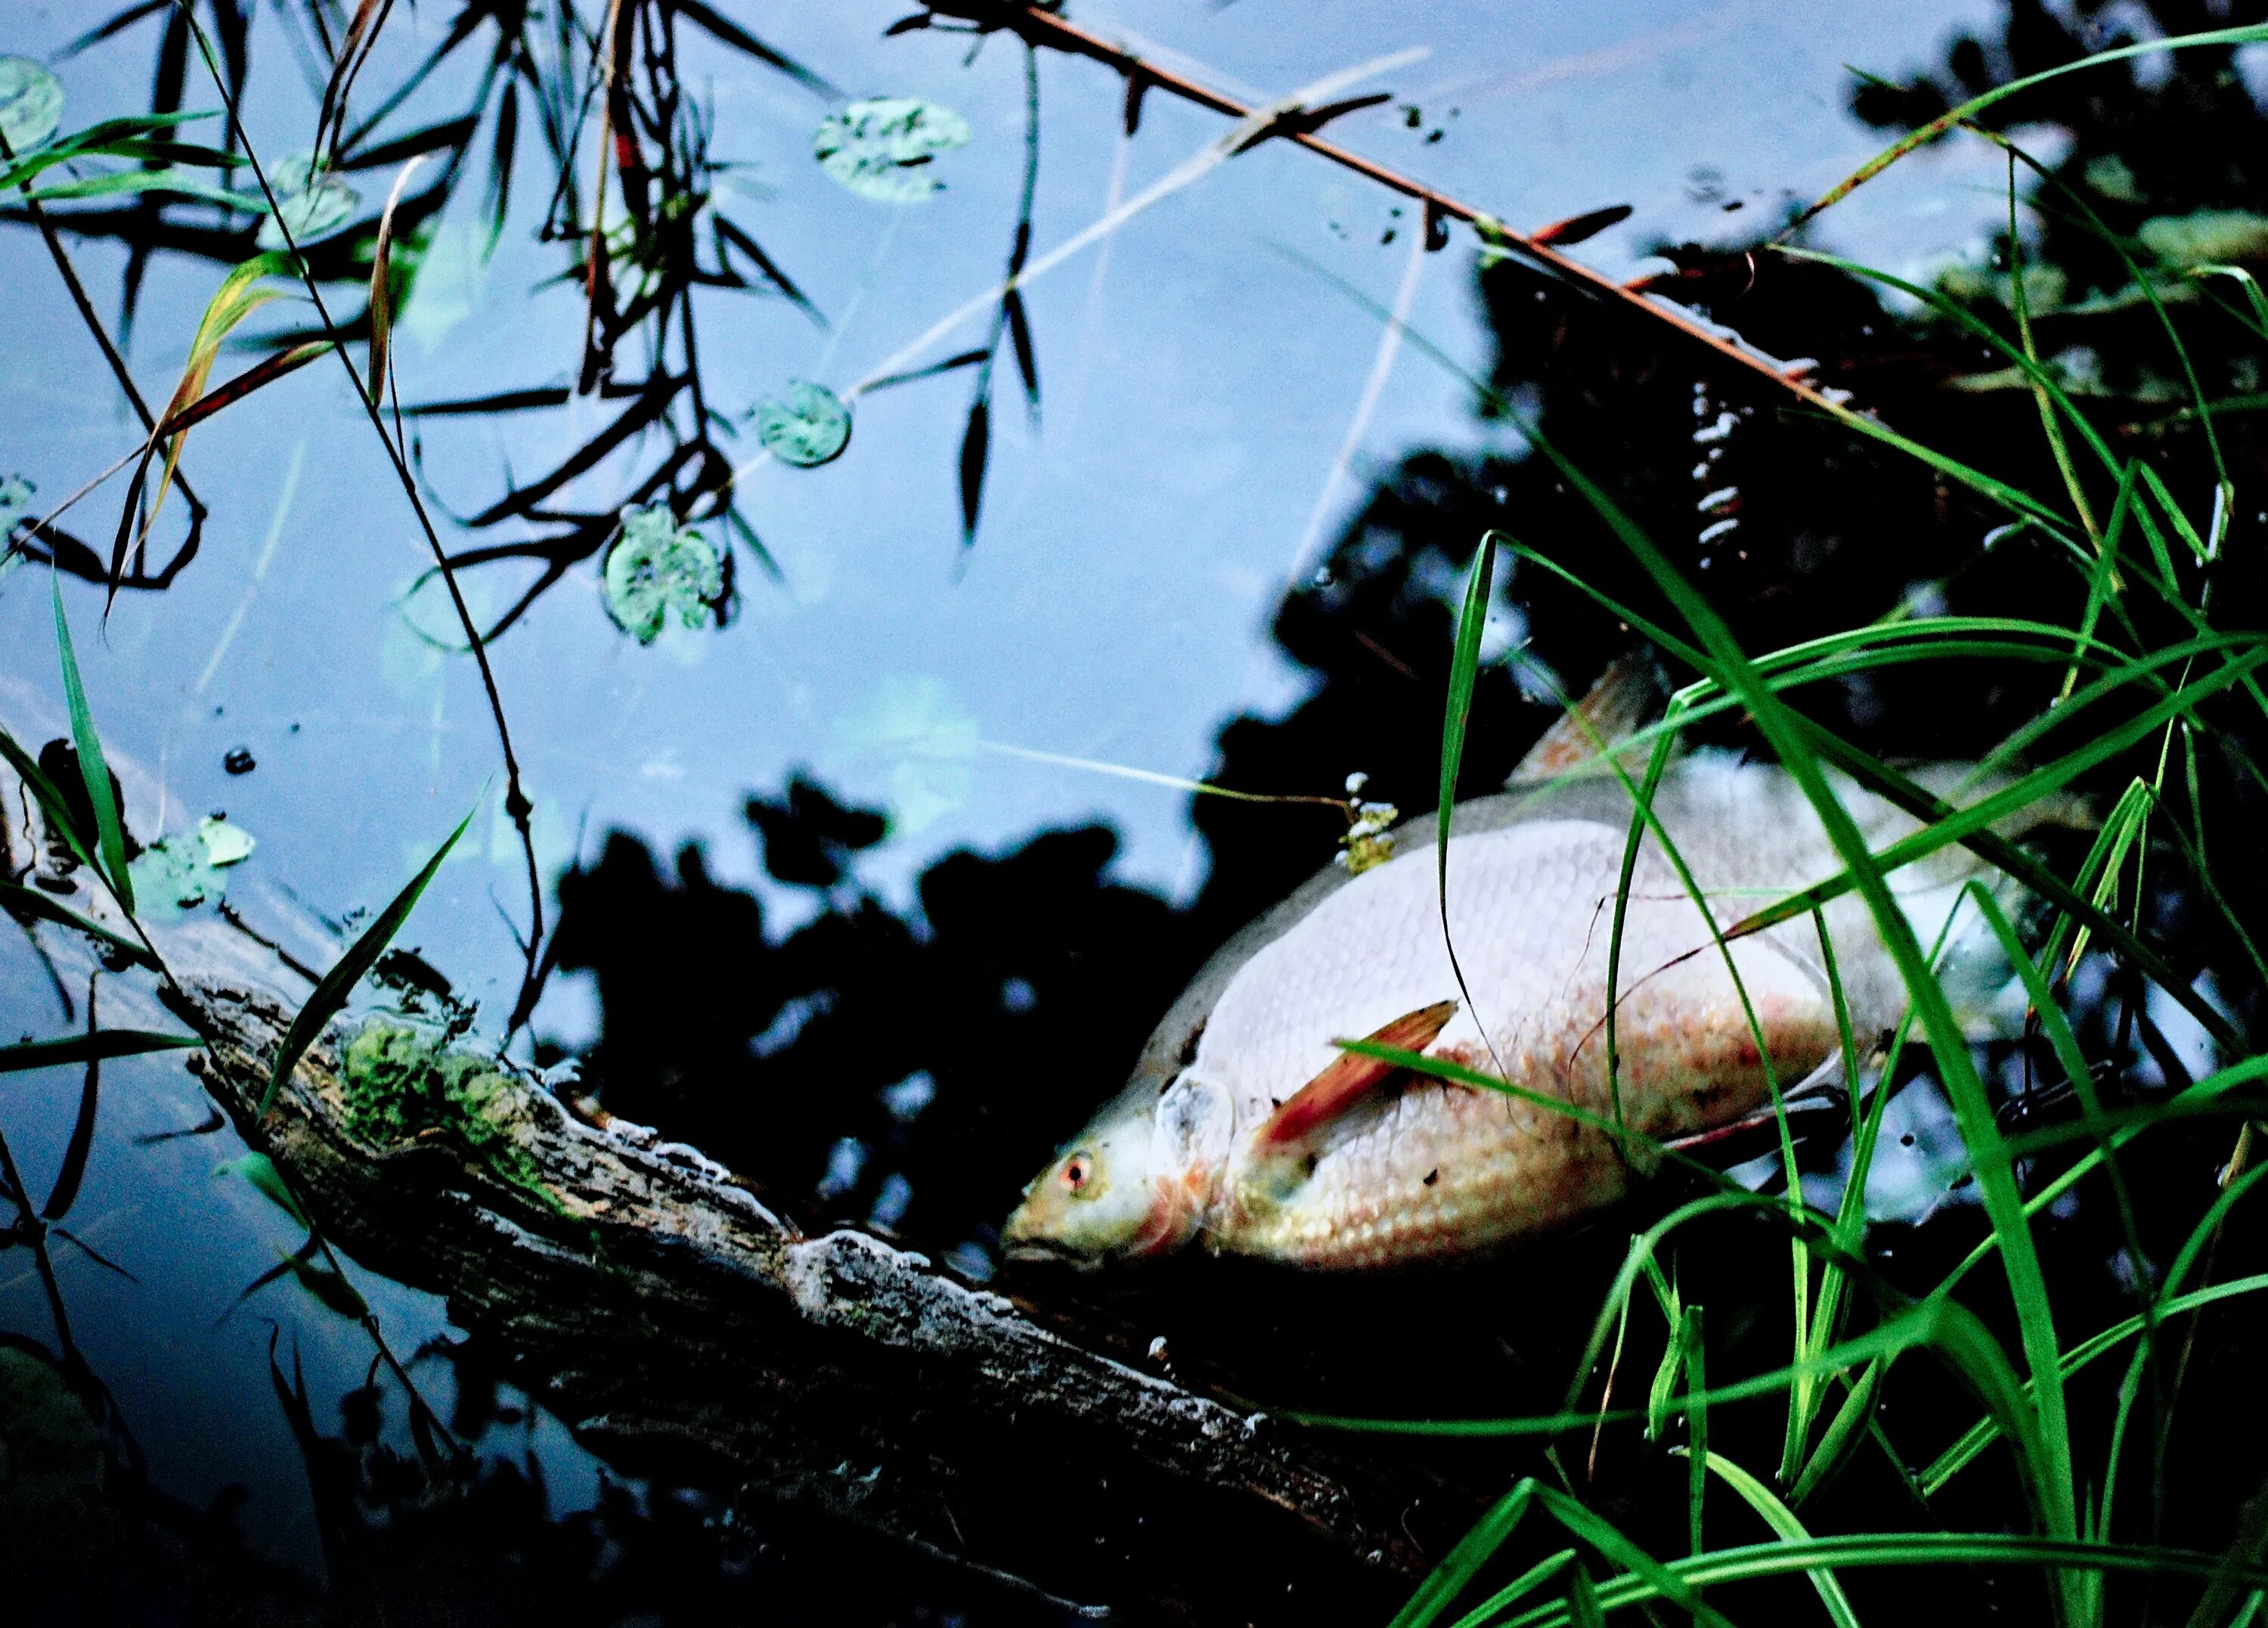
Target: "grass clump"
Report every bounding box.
[339,1018,559,1212]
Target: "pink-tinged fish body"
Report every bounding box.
[1005,749,2036,1271]
[1199,810,1838,1268]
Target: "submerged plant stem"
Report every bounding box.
[178,6,547,1026]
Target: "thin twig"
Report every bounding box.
[578,0,628,394]
[4,135,209,528]
[174,2,546,1027]
[988,2,1854,416]
[8,440,156,564]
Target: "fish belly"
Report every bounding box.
[1195,818,1841,1267]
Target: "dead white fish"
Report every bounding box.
[1003,659,2053,1270]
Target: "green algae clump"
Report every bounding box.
[339,1019,559,1210]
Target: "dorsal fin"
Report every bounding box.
[1509,652,1664,785]
[1255,1000,1460,1152]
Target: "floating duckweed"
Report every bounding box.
[812,97,971,203]
[128,814,257,919]
[2083,153,2143,203]
[1936,258,2066,314]
[0,58,64,153]
[754,381,852,467]
[339,1018,559,1211]
[603,503,722,643]
[256,151,361,250]
[2137,209,2268,271]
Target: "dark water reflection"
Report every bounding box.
[9,0,2268,1621]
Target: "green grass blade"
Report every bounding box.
[1787,917,1961,1499]
[1920,1273,2268,1496]
[0,725,98,876]
[1531,1485,1737,1628]
[1987,129,2231,498]
[1517,423,2081,1617]
[51,571,133,916]
[2099,1162,2268,1563]
[1446,1552,1579,1628]
[1295,1295,2039,1462]
[262,803,475,1118]
[1565,1564,1604,1628]
[1649,1303,1699,1441]
[1335,1040,1789,1205]
[1686,1308,1707,1574]
[1684,1449,1863,1628]
[0,110,219,190]
[214,1149,311,1228]
[1555,1195,1761,1424]
[1817,402,2079,539]
[2063,460,2139,701]
[1436,529,1501,1053]
[1797,728,2243,1060]
[1978,631,2260,780]
[0,878,158,966]
[1605,721,1682,1142]
[1944,1056,2268,1303]
[2133,460,2214,564]
[1789,1360,1885,1509]
[1779,243,2231,610]
[2003,150,2102,547]
[1489,1534,2268,1628]
[1970,879,2159,1407]
[1782,907,1867,1484]
[2189,264,2268,336]
[1778,245,2160,526]
[1748,644,2261,916]
[1498,538,2251,1056]
[1489,644,1805,1251]
[1390,1478,1539,1628]
[24,169,260,209]
[2039,777,2152,991]
[1722,650,2268,982]
[0,1031,199,1072]
[1788,23,2268,229]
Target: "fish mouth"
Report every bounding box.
[1000,1233,1103,1270]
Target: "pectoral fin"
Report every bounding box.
[1256,1000,1460,1152]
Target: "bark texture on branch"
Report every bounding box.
[168,966,1447,1623]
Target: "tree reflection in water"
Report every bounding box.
[14,1,2268,1619]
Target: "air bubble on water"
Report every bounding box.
[868,1172,913,1230]
[880,1071,935,1121]
[816,1136,867,1201]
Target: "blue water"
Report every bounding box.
[0,0,2012,1599]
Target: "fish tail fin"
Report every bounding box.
[1904,867,2040,1043]
[1899,761,2099,842]
[1507,650,1667,786]
[1873,764,2096,1042]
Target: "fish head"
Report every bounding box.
[1002,1073,1230,1267]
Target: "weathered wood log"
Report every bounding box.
[166,963,1452,1622]
[0,686,1469,1620]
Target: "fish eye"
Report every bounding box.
[1060,1152,1095,1194]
